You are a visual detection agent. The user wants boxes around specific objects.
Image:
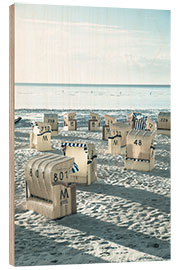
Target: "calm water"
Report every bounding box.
[15,84,170,110]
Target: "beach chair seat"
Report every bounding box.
[61,142,97,185]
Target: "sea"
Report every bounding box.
[15,83,170,128]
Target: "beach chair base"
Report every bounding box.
[51,130,59,136]
[88,120,100,131]
[26,183,76,219]
[69,163,97,185]
[63,125,77,131]
[63,120,77,131]
[108,145,126,156]
[125,157,154,171]
[157,129,170,136]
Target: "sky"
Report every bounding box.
[15,3,170,85]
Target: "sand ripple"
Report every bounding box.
[14,111,170,266]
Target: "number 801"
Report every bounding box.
[53,171,68,182]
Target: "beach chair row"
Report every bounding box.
[30,111,170,135]
[25,111,170,220]
[30,111,170,152]
[25,129,154,220]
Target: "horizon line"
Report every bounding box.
[15,82,170,87]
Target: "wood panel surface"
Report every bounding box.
[9,4,15,266]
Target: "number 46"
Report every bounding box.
[134,139,142,145]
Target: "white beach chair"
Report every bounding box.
[25,153,76,219]
[30,121,52,151]
[88,112,101,131]
[108,122,131,155]
[157,112,171,136]
[63,112,77,131]
[125,130,156,171]
[44,113,59,136]
[102,115,117,141]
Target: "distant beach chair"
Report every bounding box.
[25,153,76,219]
[102,115,117,141]
[44,113,58,136]
[157,112,171,136]
[61,142,97,185]
[125,130,156,171]
[88,112,101,131]
[63,112,77,131]
[30,121,52,151]
[127,112,155,132]
[108,122,131,155]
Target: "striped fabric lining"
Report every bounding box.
[61,142,88,153]
[61,142,97,166]
[126,157,150,163]
[134,116,148,130]
[72,162,79,173]
[133,113,142,118]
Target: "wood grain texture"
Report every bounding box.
[9,4,15,266]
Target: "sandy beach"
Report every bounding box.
[14,109,170,266]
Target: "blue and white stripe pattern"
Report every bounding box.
[134,115,148,130]
[61,142,88,153]
[133,113,142,118]
[126,157,150,163]
[72,162,79,173]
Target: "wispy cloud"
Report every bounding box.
[15,8,170,84]
[17,17,148,35]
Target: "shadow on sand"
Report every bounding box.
[77,183,170,214]
[15,224,107,266]
[58,212,170,260]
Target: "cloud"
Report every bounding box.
[16,17,147,35]
[15,15,170,84]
